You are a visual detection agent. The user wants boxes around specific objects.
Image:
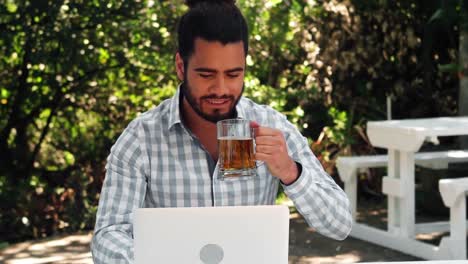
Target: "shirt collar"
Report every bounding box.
[168,84,247,130]
[235,99,246,119]
[168,85,183,130]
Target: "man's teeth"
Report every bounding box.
[207,99,227,104]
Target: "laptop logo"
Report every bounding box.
[199,243,224,264]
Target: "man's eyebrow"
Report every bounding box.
[194,68,217,73]
[225,67,244,73]
[193,67,244,73]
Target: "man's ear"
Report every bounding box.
[175,53,185,81]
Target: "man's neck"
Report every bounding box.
[180,97,220,161]
[181,98,217,135]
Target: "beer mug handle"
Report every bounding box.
[252,127,265,168]
[255,160,265,168]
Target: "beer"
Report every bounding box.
[218,137,256,174]
[216,118,260,179]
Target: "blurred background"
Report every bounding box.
[0,0,466,250]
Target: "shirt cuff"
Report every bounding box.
[281,162,312,199]
[280,161,302,186]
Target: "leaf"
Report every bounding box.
[438,63,460,73]
[0,242,9,250]
[1,88,9,98]
[6,0,17,13]
[428,1,460,25]
[428,9,445,23]
[64,151,75,166]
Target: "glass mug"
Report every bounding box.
[216,118,263,180]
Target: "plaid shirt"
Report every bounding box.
[91,87,352,263]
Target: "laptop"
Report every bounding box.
[134,205,290,264]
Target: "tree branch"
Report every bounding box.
[27,96,61,174]
[0,36,32,154]
[24,62,124,173]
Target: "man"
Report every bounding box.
[91,0,352,263]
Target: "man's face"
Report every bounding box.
[179,38,246,123]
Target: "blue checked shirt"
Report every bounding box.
[91,87,352,263]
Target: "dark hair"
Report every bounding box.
[177,0,249,63]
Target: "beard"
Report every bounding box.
[181,80,243,123]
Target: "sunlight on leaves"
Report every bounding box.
[6,0,17,13]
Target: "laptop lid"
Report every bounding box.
[134,205,290,264]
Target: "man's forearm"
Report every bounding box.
[282,166,352,240]
[92,226,134,264]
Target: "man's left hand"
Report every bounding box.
[251,121,298,185]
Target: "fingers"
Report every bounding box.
[250,121,281,137]
[253,125,287,158]
[254,152,271,161]
[248,122,295,180]
[254,126,284,147]
[250,121,260,129]
[255,144,281,155]
[254,126,282,137]
[254,136,282,146]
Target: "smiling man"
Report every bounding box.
[179,39,245,123]
[91,0,352,263]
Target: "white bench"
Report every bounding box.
[438,177,468,259]
[336,150,468,220]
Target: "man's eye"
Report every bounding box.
[199,74,213,78]
[227,74,240,78]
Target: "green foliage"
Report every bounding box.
[0,0,460,242]
[324,107,352,149]
[0,0,183,242]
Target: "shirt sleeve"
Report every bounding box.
[278,115,352,240]
[91,120,148,263]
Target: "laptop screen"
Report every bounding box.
[134,205,290,264]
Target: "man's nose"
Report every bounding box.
[211,76,228,94]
